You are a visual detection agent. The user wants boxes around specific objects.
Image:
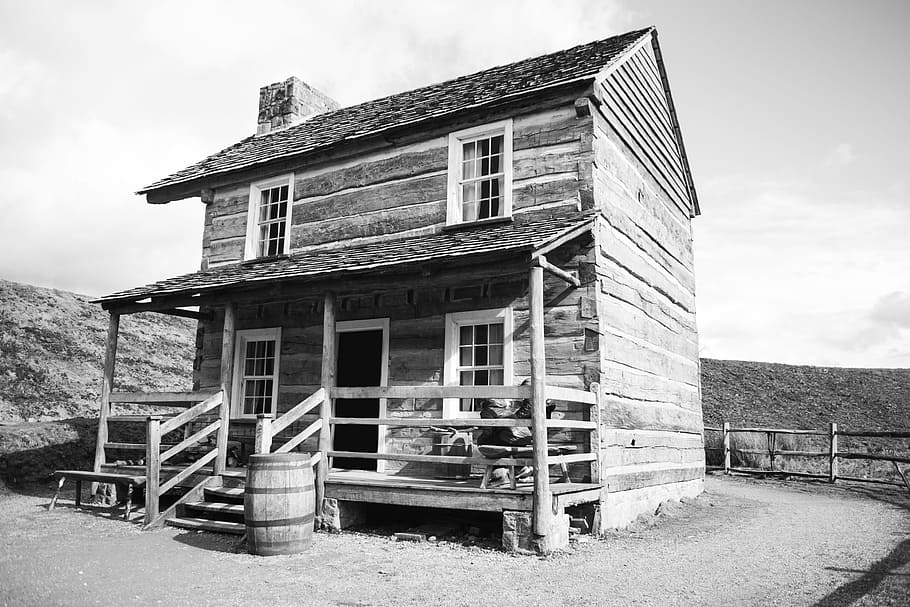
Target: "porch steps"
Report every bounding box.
[166,516,245,535]
[166,480,247,534]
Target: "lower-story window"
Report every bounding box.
[232,328,282,417]
[444,308,513,417]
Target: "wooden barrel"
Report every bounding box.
[245,452,315,556]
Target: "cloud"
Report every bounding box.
[695,171,910,368]
[823,142,855,167]
[868,291,910,328]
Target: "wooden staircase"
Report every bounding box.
[167,481,245,535]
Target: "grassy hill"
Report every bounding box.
[701,358,909,431]
[0,279,195,422]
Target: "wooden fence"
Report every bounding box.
[704,423,910,493]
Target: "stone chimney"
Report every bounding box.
[257,77,340,136]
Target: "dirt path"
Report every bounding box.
[1,474,907,606]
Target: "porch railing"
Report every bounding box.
[254,388,326,466]
[144,390,225,526]
[254,383,601,510]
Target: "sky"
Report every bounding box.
[0,0,908,368]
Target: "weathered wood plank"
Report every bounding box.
[293,173,446,224]
[601,395,703,433]
[295,145,447,199]
[290,201,445,248]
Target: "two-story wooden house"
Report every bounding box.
[63,26,704,554]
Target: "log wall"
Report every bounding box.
[591,44,704,528]
[192,247,598,477]
[199,103,592,267]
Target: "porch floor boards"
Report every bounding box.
[325,469,602,512]
[98,464,602,513]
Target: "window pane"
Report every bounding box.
[460,370,473,386]
[474,345,488,366]
[459,345,473,366]
[474,370,489,385]
[279,185,288,200]
[489,344,503,365]
[479,138,489,157]
[489,369,504,385]
[462,182,477,203]
[459,325,473,345]
[475,324,488,344]
[462,201,478,222]
[488,323,503,343]
[491,135,502,155]
[460,398,475,412]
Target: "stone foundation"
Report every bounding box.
[598,479,703,530]
[319,498,367,532]
[502,510,570,554]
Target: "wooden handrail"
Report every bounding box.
[330,385,531,400]
[144,390,227,527]
[159,420,221,464]
[545,386,598,405]
[275,419,323,454]
[108,391,217,405]
[271,388,326,436]
[329,417,596,429]
[159,391,223,435]
[325,450,596,467]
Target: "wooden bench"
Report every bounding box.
[49,470,146,520]
[474,445,577,489]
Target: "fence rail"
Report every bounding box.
[705,422,910,493]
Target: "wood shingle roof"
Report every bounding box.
[95,212,596,307]
[139,28,652,198]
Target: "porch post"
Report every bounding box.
[529,264,553,545]
[316,291,336,518]
[92,311,119,493]
[214,302,236,475]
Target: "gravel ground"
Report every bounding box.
[1,474,907,606]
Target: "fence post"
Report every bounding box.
[829,422,838,483]
[723,422,731,474]
[255,414,273,454]
[145,415,162,526]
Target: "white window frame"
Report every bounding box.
[446,119,513,226]
[244,173,294,260]
[443,307,514,418]
[231,327,282,419]
[335,318,390,473]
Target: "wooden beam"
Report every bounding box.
[533,255,579,287]
[92,312,119,494]
[329,417,596,430]
[829,422,838,483]
[530,219,595,261]
[155,308,213,321]
[316,292,336,517]
[330,385,530,400]
[108,391,217,404]
[144,416,162,526]
[529,264,552,540]
[214,303,236,474]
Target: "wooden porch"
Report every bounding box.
[67,254,601,552]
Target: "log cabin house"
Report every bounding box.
[59,26,705,554]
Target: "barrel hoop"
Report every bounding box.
[245,485,314,495]
[246,513,315,528]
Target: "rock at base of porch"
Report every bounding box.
[502,511,570,555]
[319,498,367,532]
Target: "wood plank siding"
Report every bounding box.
[590,40,704,523]
[200,103,590,267]
[193,244,599,478]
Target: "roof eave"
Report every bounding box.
[137,76,599,204]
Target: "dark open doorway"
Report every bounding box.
[333,328,384,471]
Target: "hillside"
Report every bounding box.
[701,358,910,431]
[0,279,195,422]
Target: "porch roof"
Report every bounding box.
[94,211,595,307]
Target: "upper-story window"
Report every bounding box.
[446,119,513,225]
[245,174,293,259]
